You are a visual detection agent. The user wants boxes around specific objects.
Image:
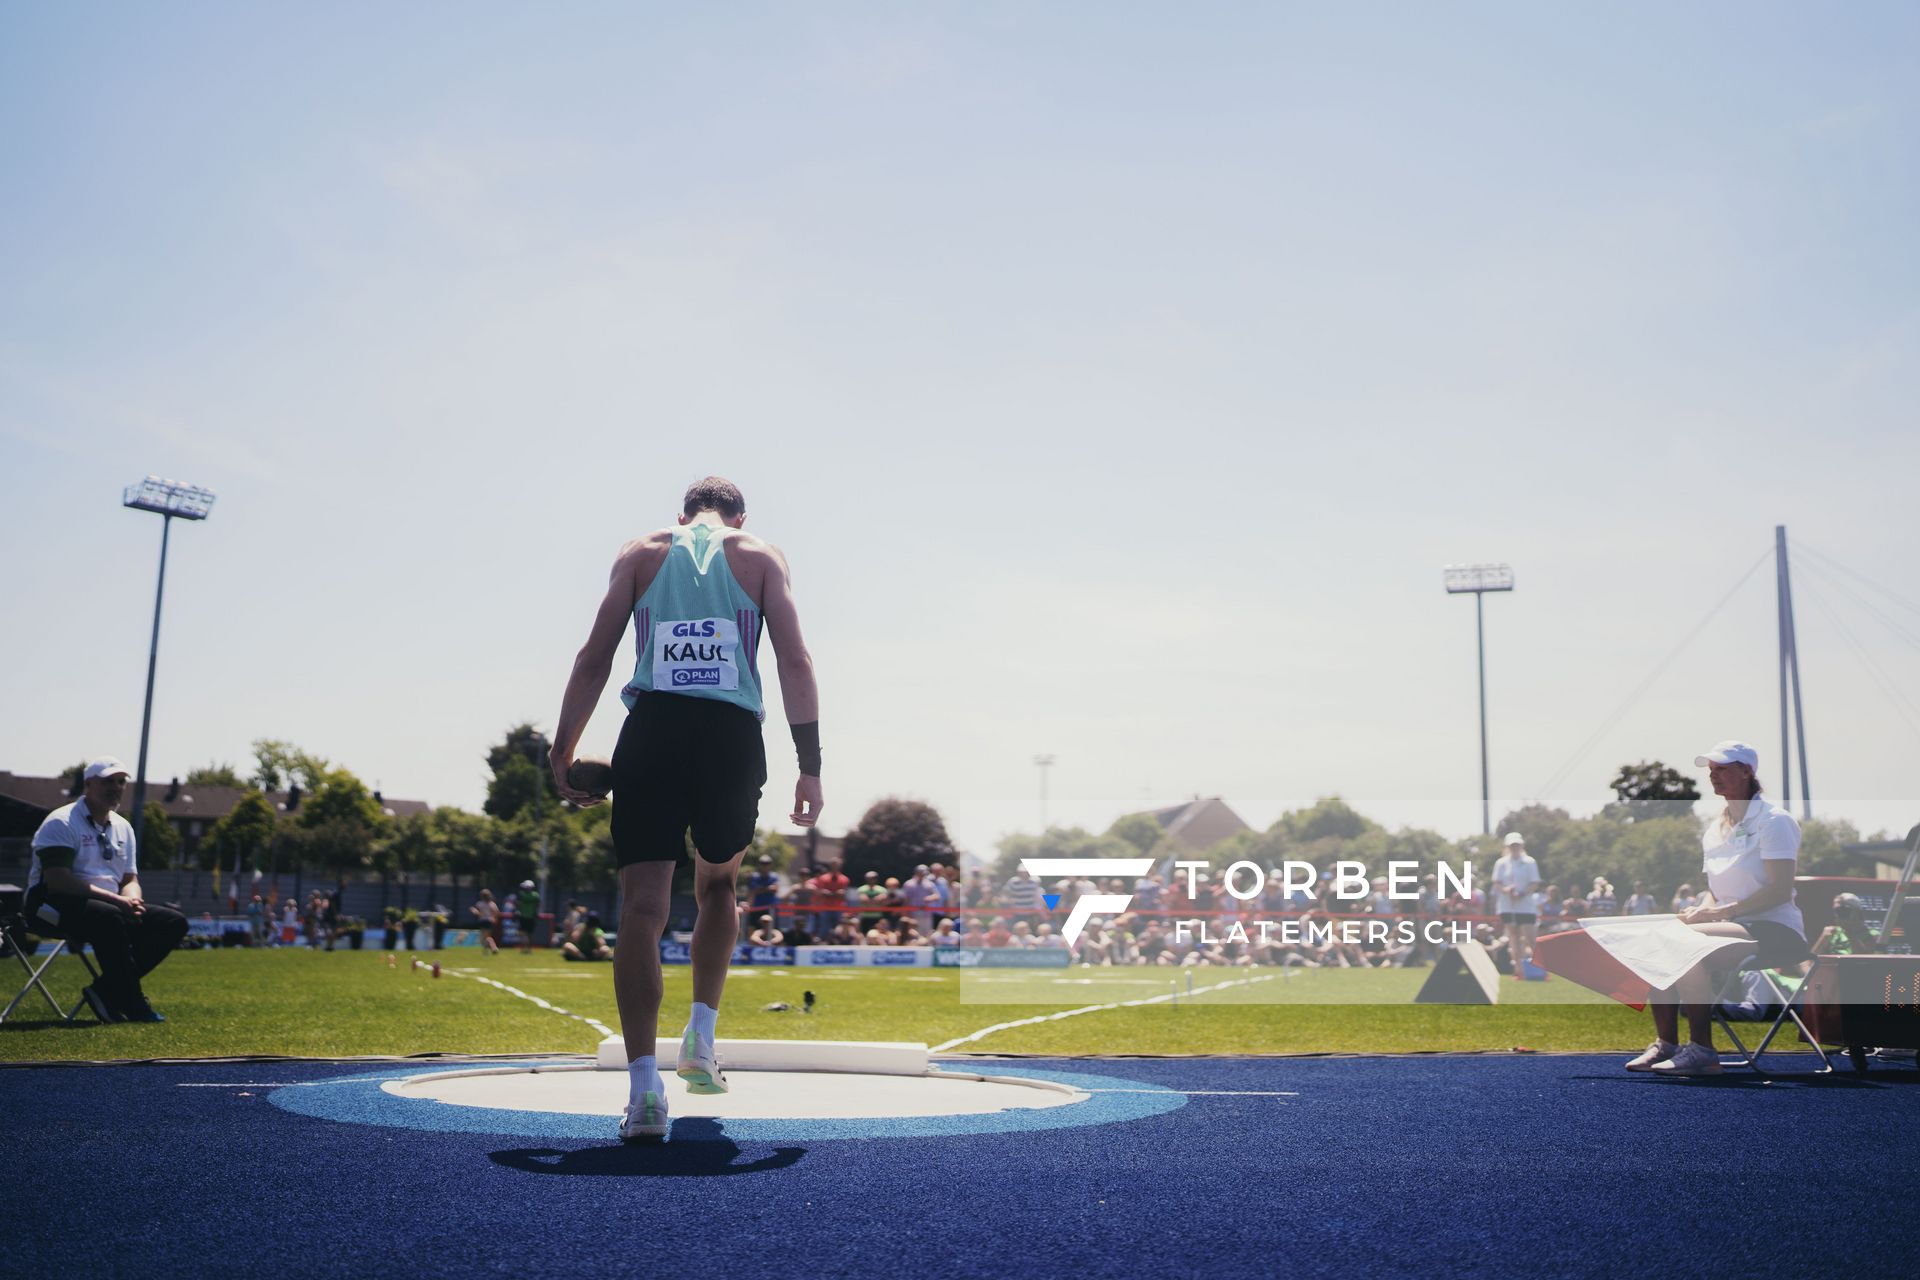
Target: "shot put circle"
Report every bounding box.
[269,1062,1184,1142]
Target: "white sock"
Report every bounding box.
[687,1001,719,1042]
[627,1055,663,1103]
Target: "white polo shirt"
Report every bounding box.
[29,797,138,894]
[1491,852,1541,914]
[1701,794,1803,935]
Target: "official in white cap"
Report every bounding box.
[1491,833,1542,975]
[24,757,190,1022]
[1624,740,1805,1077]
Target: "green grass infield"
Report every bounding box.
[0,948,1699,1062]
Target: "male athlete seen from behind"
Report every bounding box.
[549,476,822,1142]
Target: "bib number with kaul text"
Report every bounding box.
[653,618,740,691]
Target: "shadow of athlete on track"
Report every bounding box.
[489,1118,806,1177]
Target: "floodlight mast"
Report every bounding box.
[122,477,216,850]
[529,729,550,934]
[1033,754,1056,830]
[1443,563,1514,836]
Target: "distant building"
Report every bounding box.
[1125,796,1251,853]
[1841,832,1920,883]
[0,770,429,873]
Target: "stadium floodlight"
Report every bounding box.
[123,477,217,850]
[1444,563,1514,594]
[122,476,216,520]
[1442,562,1514,836]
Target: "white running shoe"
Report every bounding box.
[1624,1040,1678,1072]
[620,1090,668,1142]
[677,1027,728,1094]
[1648,1042,1722,1077]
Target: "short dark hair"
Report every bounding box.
[682,476,745,520]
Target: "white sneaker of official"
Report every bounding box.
[1624,1039,1678,1072]
[1648,1042,1722,1077]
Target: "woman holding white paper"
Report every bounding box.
[1624,740,1805,1076]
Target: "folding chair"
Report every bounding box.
[1710,937,1833,1077]
[1,910,105,1026]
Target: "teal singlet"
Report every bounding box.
[619,523,765,720]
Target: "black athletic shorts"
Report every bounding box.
[1736,919,1809,967]
[610,691,766,866]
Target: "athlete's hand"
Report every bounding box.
[792,775,823,828]
[551,752,601,808]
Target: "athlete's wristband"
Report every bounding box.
[791,721,822,777]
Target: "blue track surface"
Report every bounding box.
[4,1053,1912,1279]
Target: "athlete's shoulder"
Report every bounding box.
[619,528,676,558]
[720,530,786,565]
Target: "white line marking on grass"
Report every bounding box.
[930,973,1278,1053]
[413,961,614,1039]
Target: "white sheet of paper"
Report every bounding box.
[1577,914,1754,991]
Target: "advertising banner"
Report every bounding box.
[933,948,1072,969]
[658,940,795,965]
[793,946,934,968]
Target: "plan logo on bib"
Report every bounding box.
[1019,857,1157,944]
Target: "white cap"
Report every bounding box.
[1695,740,1759,769]
[519,880,536,890]
[84,756,131,780]
[1502,832,1526,847]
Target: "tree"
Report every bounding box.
[207,790,278,872]
[187,762,245,788]
[302,769,386,831]
[1492,803,1573,856]
[1281,796,1377,844]
[841,798,957,881]
[485,723,562,821]
[990,826,1138,883]
[139,802,181,869]
[299,768,388,886]
[251,739,330,792]
[371,812,440,889]
[1797,817,1863,876]
[1106,812,1165,856]
[1606,760,1701,822]
[486,754,547,822]
[434,807,513,897]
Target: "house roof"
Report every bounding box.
[1128,796,1251,851]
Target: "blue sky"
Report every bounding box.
[4,3,1918,857]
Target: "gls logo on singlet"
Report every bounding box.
[653,617,741,690]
